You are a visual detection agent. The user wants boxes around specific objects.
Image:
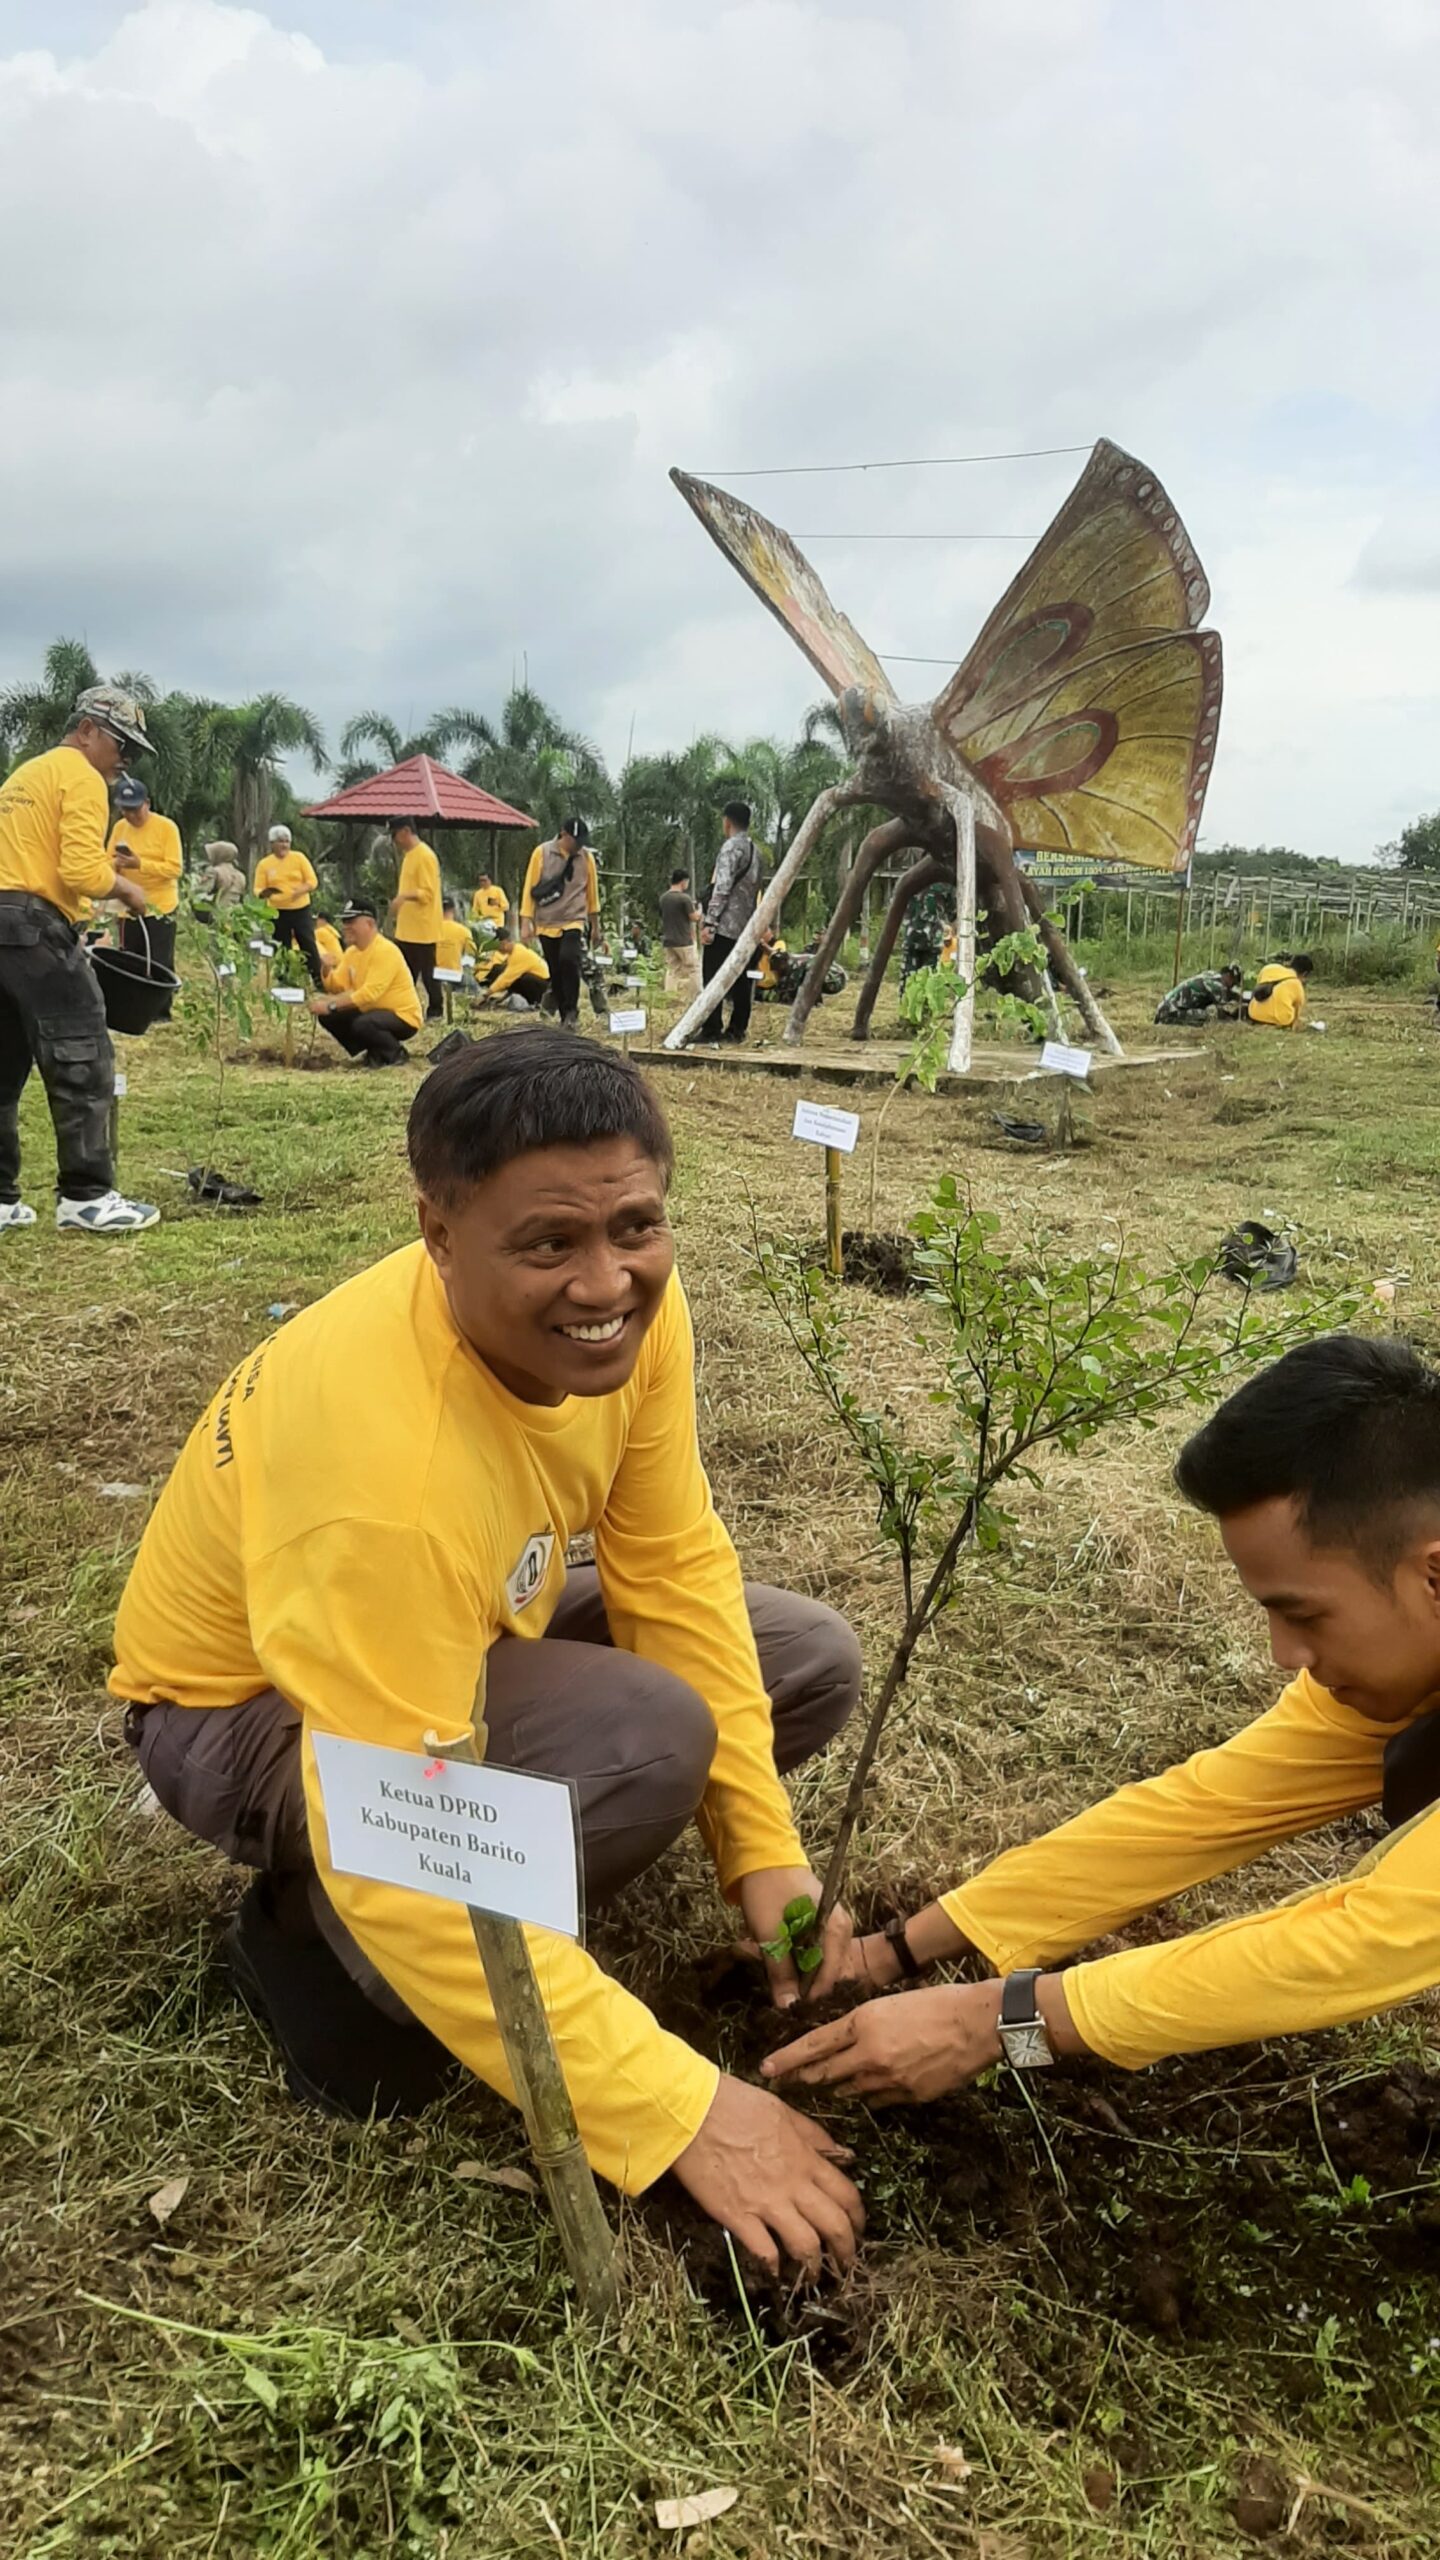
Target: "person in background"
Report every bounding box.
[387,820,444,1020]
[470,873,508,934]
[0,683,159,1233]
[699,801,762,1046]
[254,826,323,985]
[313,912,344,974]
[113,1031,865,2274]
[308,898,422,1067]
[520,818,601,1030]
[1247,952,1313,1029]
[475,927,549,1010]
[756,922,789,998]
[767,1338,1440,2119]
[1155,963,1244,1028]
[436,897,476,977]
[195,841,247,918]
[107,774,183,1019]
[659,866,701,1002]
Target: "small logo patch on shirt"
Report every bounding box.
[506,1532,555,1614]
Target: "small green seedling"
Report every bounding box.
[762,1894,824,1975]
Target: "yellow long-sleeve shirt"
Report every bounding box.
[315,920,343,971]
[322,933,423,1030]
[435,919,476,972]
[107,812,184,917]
[0,744,116,921]
[110,1251,803,2188]
[395,841,443,942]
[1248,964,1305,1028]
[254,849,318,912]
[945,1669,1440,2068]
[478,942,549,998]
[471,883,508,929]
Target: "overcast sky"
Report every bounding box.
[3,0,1436,860]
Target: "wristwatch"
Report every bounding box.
[996,1969,1056,2070]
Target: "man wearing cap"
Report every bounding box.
[0,686,160,1233]
[519,817,600,1030]
[108,775,184,1019]
[308,900,423,1067]
[195,843,247,917]
[254,826,323,985]
[387,821,444,1020]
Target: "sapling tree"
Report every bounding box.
[865,918,1052,1226]
[753,1176,1360,1950]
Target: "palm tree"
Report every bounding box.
[0,637,101,768]
[452,686,611,839]
[209,694,327,874]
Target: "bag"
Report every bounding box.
[532,848,579,910]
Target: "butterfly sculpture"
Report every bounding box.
[661,439,1222,1065]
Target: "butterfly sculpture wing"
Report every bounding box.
[933,440,1222,872]
[671,470,897,705]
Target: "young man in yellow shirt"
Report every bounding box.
[108,773,184,1018]
[0,683,160,1234]
[475,928,549,1010]
[519,817,601,1030]
[768,1335,1440,2114]
[1246,952,1313,1029]
[308,898,423,1066]
[112,1031,864,2274]
[387,820,444,1020]
[470,874,508,934]
[435,898,476,976]
[254,826,322,985]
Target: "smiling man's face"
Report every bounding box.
[417,1135,674,1404]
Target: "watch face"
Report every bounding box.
[1000,2021,1055,2071]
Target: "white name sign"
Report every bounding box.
[792,1098,860,1154]
[1040,1039,1093,1081]
[434,967,464,985]
[112,1073,128,1098]
[215,962,237,979]
[312,1735,581,1937]
[248,938,275,955]
[271,985,305,1005]
[609,1008,646,1034]
[622,975,644,989]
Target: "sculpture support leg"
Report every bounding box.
[1018,871,1123,1057]
[662,784,861,1053]
[944,789,978,1076]
[784,816,913,1047]
[851,855,949,1042]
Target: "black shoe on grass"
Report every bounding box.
[224,1878,459,2118]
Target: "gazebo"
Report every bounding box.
[304,754,537,904]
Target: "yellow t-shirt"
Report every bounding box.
[520,844,601,938]
[106,812,184,917]
[435,919,476,972]
[470,883,508,929]
[314,921,343,971]
[478,942,549,997]
[254,849,318,913]
[1247,964,1305,1029]
[322,933,424,1030]
[945,1668,1440,2069]
[110,1253,803,2191]
[0,744,115,922]
[395,840,443,943]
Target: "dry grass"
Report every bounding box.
[5,966,1440,2555]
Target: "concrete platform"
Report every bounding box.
[634,1039,1203,1092]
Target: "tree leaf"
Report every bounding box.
[654,2486,739,2530]
[147,2175,190,2227]
[452,2160,538,2194]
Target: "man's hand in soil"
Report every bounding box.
[738,1865,854,2008]
[670,2073,864,2277]
[762,1976,1087,2105]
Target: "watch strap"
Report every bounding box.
[1000,1967,1043,2026]
[883,1914,923,1979]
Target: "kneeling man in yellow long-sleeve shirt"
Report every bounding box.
[309,898,422,1066]
[111,1030,864,2272]
[769,1334,1440,2109]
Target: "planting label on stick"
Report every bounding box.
[312,1735,581,1938]
[792,1098,860,1154]
[1040,1039,1093,1081]
[622,975,644,989]
[248,938,276,956]
[112,1073,128,1098]
[271,986,305,1005]
[609,1009,646,1034]
[434,967,464,985]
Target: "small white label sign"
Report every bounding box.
[623,975,643,989]
[272,985,305,1005]
[792,1098,860,1154]
[112,1073,128,1098]
[1040,1039,1093,1080]
[434,966,464,985]
[609,1008,646,1034]
[248,938,276,956]
[312,1735,581,1938]
[215,962,237,979]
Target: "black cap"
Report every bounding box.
[560,816,588,846]
[340,898,377,922]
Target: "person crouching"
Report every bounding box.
[308,899,422,1066]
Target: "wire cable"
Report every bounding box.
[694,442,1092,477]
[796,531,1038,542]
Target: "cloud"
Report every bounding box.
[1,0,1438,859]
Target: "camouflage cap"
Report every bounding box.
[73,683,154,754]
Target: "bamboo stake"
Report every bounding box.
[825,1147,844,1279]
[943,787,978,1075]
[444,1732,619,2319]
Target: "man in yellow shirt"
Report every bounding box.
[308,899,423,1066]
[387,820,444,1019]
[1246,951,1313,1028]
[313,912,344,974]
[475,928,549,1010]
[113,1031,865,2273]
[435,898,476,976]
[470,873,508,934]
[108,774,184,1018]
[0,683,160,1234]
[254,826,322,984]
[519,817,600,1030]
[768,1335,1440,2115]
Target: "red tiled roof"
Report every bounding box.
[304,753,536,829]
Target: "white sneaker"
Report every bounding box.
[56,1189,161,1234]
[0,1200,36,1230]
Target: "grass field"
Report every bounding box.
[5,953,1440,2558]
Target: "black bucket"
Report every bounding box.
[91,926,180,1037]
